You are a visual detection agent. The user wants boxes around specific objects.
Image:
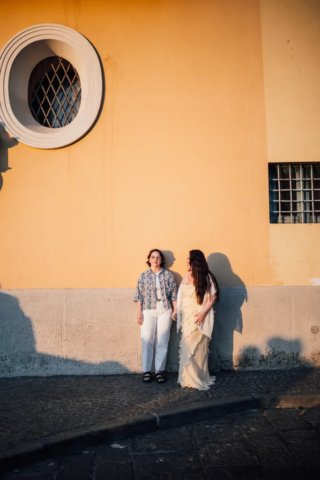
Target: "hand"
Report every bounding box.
[171,310,177,321]
[194,311,206,327]
[137,314,144,325]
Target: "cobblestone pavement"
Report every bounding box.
[3,407,320,479]
[1,368,320,453]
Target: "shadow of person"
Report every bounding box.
[207,252,248,371]
[0,290,132,376]
[0,291,36,374]
[0,123,18,191]
[162,251,182,372]
[236,337,305,370]
[230,338,316,405]
[162,250,182,287]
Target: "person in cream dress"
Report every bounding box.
[173,250,219,390]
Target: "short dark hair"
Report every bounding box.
[146,249,165,267]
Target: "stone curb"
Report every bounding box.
[1,391,319,474]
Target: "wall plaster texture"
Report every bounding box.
[0,287,319,377]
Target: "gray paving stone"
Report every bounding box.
[194,419,242,446]
[281,427,320,463]
[206,466,265,479]
[307,468,320,480]
[198,440,256,468]
[281,428,319,442]
[265,408,311,432]
[1,369,320,452]
[234,412,277,437]
[129,425,194,454]
[304,406,320,423]
[298,454,320,468]
[3,474,55,480]
[94,442,132,463]
[264,467,311,480]
[94,445,133,480]
[95,462,133,480]
[132,451,204,479]
[245,435,299,467]
[314,423,320,435]
[256,452,302,468]
[56,452,94,480]
[3,410,320,479]
[2,459,57,480]
[90,440,133,480]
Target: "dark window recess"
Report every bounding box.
[28,56,81,128]
[269,163,320,224]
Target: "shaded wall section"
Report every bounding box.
[0,287,319,377]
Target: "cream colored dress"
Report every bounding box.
[178,283,216,390]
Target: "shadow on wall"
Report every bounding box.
[0,291,132,376]
[207,252,248,371]
[161,251,182,371]
[235,337,319,370]
[0,288,319,377]
[141,339,319,419]
[162,250,182,287]
[0,123,18,191]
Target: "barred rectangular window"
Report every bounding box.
[269,163,320,224]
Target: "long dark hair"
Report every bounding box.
[189,250,219,304]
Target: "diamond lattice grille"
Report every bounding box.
[28,56,81,128]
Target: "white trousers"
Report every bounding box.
[141,302,172,372]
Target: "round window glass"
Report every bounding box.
[28,56,81,128]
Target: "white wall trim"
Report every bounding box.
[0,24,103,149]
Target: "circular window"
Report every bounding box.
[0,24,103,149]
[28,56,81,128]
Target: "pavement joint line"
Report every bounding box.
[0,390,320,474]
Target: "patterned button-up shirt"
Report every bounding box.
[134,269,178,311]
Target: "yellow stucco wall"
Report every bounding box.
[0,0,319,289]
[260,0,320,286]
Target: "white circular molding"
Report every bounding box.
[0,24,103,149]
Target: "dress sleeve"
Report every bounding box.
[209,277,217,296]
[133,274,144,302]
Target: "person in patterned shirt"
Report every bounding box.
[134,249,178,384]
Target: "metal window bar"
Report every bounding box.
[28,56,81,129]
[289,163,292,223]
[269,163,320,224]
[311,163,315,223]
[277,164,281,224]
[300,164,304,223]
[52,61,79,121]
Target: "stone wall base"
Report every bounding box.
[0,287,319,376]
